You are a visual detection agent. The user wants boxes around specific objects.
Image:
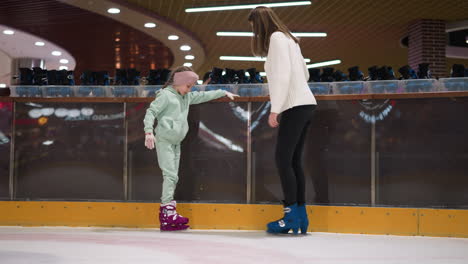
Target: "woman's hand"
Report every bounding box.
[144,133,155,149]
[268,112,279,128]
[225,91,240,100]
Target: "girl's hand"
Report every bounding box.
[225,91,240,100]
[268,113,279,128]
[145,133,155,149]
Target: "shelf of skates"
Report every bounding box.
[8,77,468,98]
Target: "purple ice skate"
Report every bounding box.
[159,201,189,231]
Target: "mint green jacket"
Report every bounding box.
[143,86,226,144]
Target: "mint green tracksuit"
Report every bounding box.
[143,86,226,203]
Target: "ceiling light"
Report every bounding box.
[144,22,157,28]
[220,56,310,62]
[59,66,68,70]
[52,51,62,56]
[42,140,54,146]
[35,41,45,46]
[293,32,327,37]
[55,108,68,117]
[220,56,265,61]
[185,55,195,60]
[216,31,326,37]
[180,45,191,51]
[60,59,69,64]
[68,109,81,118]
[217,32,254,37]
[183,62,193,67]
[41,108,55,116]
[186,1,311,12]
[168,35,179,40]
[81,108,94,116]
[28,109,43,118]
[107,8,120,14]
[3,29,14,35]
[306,59,342,68]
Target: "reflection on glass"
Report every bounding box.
[14,102,125,200]
[252,101,372,206]
[127,102,248,203]
[376,98,468,209]
[0,96,466,208]
[0,101,12,198]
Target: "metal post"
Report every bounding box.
[123,103,128,200]
[246,102,252,203]
[371,121,376,206]
[9,102,15,200]
[376,151,380,205]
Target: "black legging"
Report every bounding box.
[275,104,316,206]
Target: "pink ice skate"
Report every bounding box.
[159,201,189,231]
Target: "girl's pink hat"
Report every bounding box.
[173,71,199,86]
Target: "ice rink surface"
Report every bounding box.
[0,226,467,264]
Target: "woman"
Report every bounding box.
[248,6,317,234]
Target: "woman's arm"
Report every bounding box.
[266,32,291,114]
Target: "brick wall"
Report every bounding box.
[408,20,447,77]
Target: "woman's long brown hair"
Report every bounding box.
[248,6,298,57]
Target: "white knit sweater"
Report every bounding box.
[264,32,317,114]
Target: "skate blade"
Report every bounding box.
[266,230,307,236]
[160,225,190,232]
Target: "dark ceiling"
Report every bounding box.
[1,0,467,79]
[0,0,174,81]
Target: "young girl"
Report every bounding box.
[143,66,238,231]
[248,7,317,234]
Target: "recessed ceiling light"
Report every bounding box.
[107,8,120,14]
[293,32,327,37]
[52,51,62,56]
[183,62,193,67]
[168,35,179,40]
[144,22,157,28]
[216,32,326,37]
[3,29,14,35]
[42,140,54,146]
[186,1,311,12]
[60,59,69,64]
[306,59,342,68]
[35,41,45,46]
[216,32,254,37]
[59,66,68,70]
[185,55,195,60]
[180,45,191,51]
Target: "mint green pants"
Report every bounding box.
[155,140,181,204]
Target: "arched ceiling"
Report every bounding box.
[125,0,468,75]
